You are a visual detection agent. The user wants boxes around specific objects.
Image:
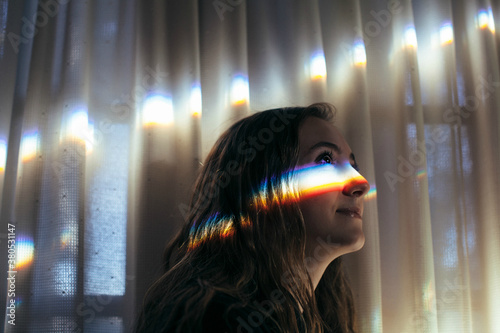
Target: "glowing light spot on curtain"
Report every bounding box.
[54,261,76,296]
[370,309,382,331]
[417,168,427,180]
[60,225,78,251]
[423,279,436,312]
[190,84,202,117]
[68,110,94,153]
[478,10,490,29]
[20,131,38,162]
[0,139,6,171]
[440,22,454,45]
[310,52,327,80]
[142,94,174,126]
[15,236,34,269]
[404,26,418,48]
[85,124,128,296]
[353,41,367,67]
[230,74,249,105]
[477,8,496,33]
[487,8,496,33]
[443,227,458,268]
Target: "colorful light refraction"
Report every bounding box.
[0,139,6,172]
[364,186,377,202]
[20,131,38,162]
[68,110,94,153]
[295,162,367,199]
[353,41,367,67]
[404,26,418,48]
[190,84,202,117]
[440,22,454,45]
[188,162,368,249]
[142,94,174,126]
[310,52,327,80]
[230,74,249,106]
[477,8,495,33]
[15,237,34,269]
[188,213,251,250]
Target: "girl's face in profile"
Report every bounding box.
[296,117,370,259]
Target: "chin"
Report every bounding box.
[343,232,365,254]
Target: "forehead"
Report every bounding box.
[298,117,351,156]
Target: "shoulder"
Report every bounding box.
[202,293,277,333]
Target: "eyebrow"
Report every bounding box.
[308,141,357,164]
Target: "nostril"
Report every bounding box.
[342,177,369,197]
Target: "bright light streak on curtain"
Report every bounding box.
[84,124,129,296]
[0,0,499,332]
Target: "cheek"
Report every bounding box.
[299,192,340,230]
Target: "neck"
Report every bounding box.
[304,237,343,290]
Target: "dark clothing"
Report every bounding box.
[201,293,305,333]
[202,293,278,333]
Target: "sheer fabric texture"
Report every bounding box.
[0,0,499,332]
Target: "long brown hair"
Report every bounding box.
[135,103,357,332]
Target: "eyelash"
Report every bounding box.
[316,150,360,172]
[317,150,337,165]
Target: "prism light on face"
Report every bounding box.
[250,161,367,211]
[295,161,367,199]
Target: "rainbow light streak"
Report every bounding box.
[20,131,38,162]
[404,26,418,48]
[0,139,6,172]
[251,175,299,211]
[310,52,327,80]
[142,94,174,126]
[188,163,367,249]
[353,41,367,67]
[190,84,202,117]
[230,74,249,106]
[15,237,34,269]
[364,186,377,201]
[417,168,427,180]
[440,22,454,45]
[295,162,367,199]
[188,213,251,249]
[251,162,368,210]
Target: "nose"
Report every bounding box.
[341,167,370,198]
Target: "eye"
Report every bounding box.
[317,151,336,165]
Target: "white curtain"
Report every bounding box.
[0,0,499,332]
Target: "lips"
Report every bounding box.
[336,207,362,219]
